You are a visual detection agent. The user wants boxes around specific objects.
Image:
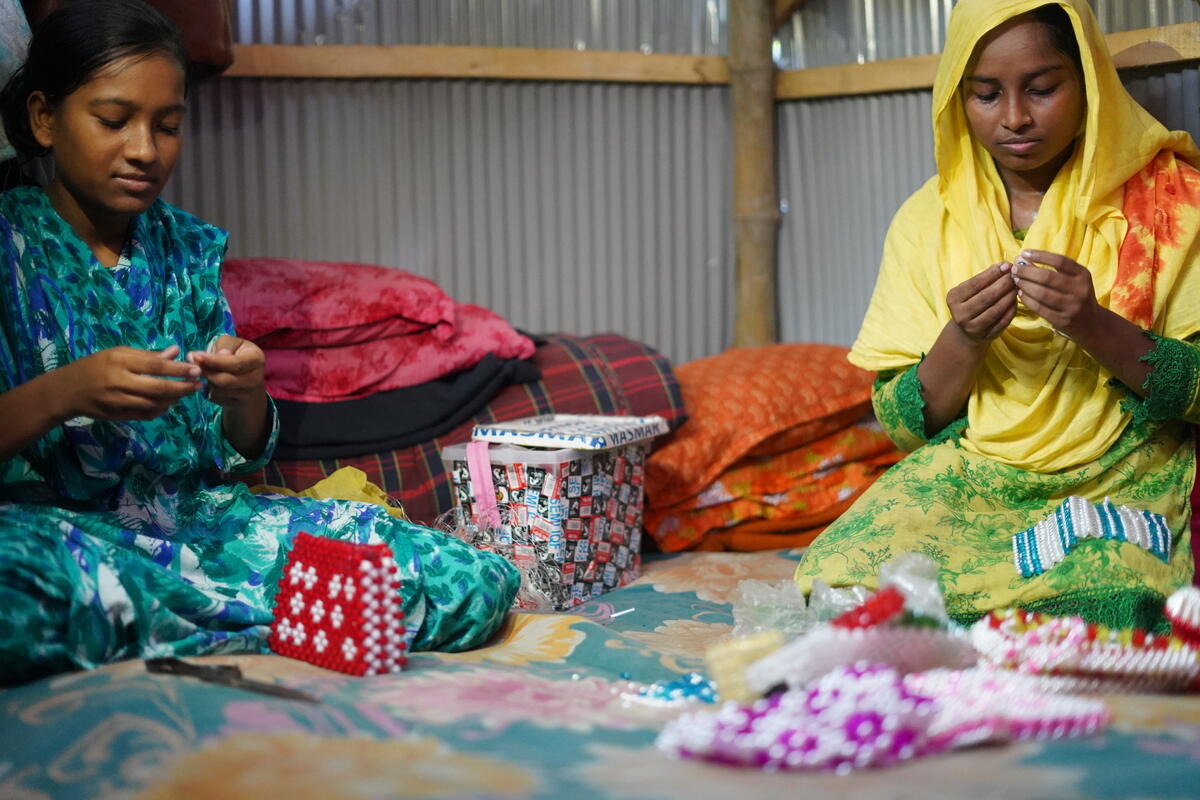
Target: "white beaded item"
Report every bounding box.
[745,625,977,697]
[971,608,1200,693]
[1012,496,1170,578]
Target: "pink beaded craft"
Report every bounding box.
[269,532,408,676]
[656,663,1108,773]
[971,607,1200,693]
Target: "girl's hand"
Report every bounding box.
[187,335,266,409]
[61,344,201,421]
[1011,249,1101,339]
[946,261,1019,344]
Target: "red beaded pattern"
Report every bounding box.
[269,532,407,676]
[832,586,906,629]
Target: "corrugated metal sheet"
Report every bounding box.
[231,0,728,53]
[167,1,1200,363]
[777,0,1200,69]
[777,64,1200,346]
[777,90,934,346]
[236,0,1200,59]
[160,1,736,366]
[162,79,732,365]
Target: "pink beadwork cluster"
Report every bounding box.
[971,607,1200,693]
[269,532,408,677]
[659,663,935,771]
[657,662,1108,772]
[657,564,1188,774]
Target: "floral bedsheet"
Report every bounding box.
[2,549,1199,799]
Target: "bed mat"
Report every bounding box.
[2,549,1198,800]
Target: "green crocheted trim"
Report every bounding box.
[871,371,925,453]
[1117,331,1200,425]
[875,362,967,446]
[929,414,968,446]
[879,366,928,442]
[946,587,1170,634]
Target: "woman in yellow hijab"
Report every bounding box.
[795,0,1200,630]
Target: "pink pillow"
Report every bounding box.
[222,258,456,348]
[263,303,536,402]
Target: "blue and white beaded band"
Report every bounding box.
[1012,496,1171,578]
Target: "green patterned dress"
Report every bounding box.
[795,340,1199,631]
[0,187,519,685]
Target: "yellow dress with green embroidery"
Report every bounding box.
[795,0,1200,631]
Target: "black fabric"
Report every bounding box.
[271,355,540,460]
[26,0,235,78]
[0,159,39,193]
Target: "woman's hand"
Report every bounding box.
[188,335,271,459]
[187,335,266,410]
[60,344,201,421]
[946,261,1019,344]
[1012,248,1157,394]
[1011,249,1101,339]
[918,263,1017,436]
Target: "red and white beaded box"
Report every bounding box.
[269,532,407,676]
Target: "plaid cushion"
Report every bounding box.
[236,333,685,526]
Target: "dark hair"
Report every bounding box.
[0,0,187,159]
[1032,4,1084,76]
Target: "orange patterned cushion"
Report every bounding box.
[646,344,875,508]
[646,417,901,552]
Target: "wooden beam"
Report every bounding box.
[223,22,1199,95]
[774,0,809,29]
[777,53,940,99]
[777,21,1200,100]
[1108,21,1200,69]
[226,43,729,84]
[730,0,781,348]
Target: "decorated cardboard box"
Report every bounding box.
[441,414,668,610]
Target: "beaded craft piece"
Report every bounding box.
[831,586,907,629]
[971,607,1200,693]
[907,668,1109,746]
[269,532,408,677]
[656,663,1108,773]
[1011,496,1171,578]
[744,620,976,698]
[635,672,719,705]
[705,631,786,705]
[1166,586,1200,647]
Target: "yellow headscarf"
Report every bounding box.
[850,0,1200,472]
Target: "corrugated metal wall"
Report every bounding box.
[162,0,1200,362]
[777,0,1200,346]
[166,78,731,362]
[777,90,934,346]
[231,0,728,52]
[776,0,1200,69]
[162,1,733,365]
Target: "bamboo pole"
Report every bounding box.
[729,0,781,348]
[774,0,810,29]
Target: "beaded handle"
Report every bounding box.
[466,441,502,529]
